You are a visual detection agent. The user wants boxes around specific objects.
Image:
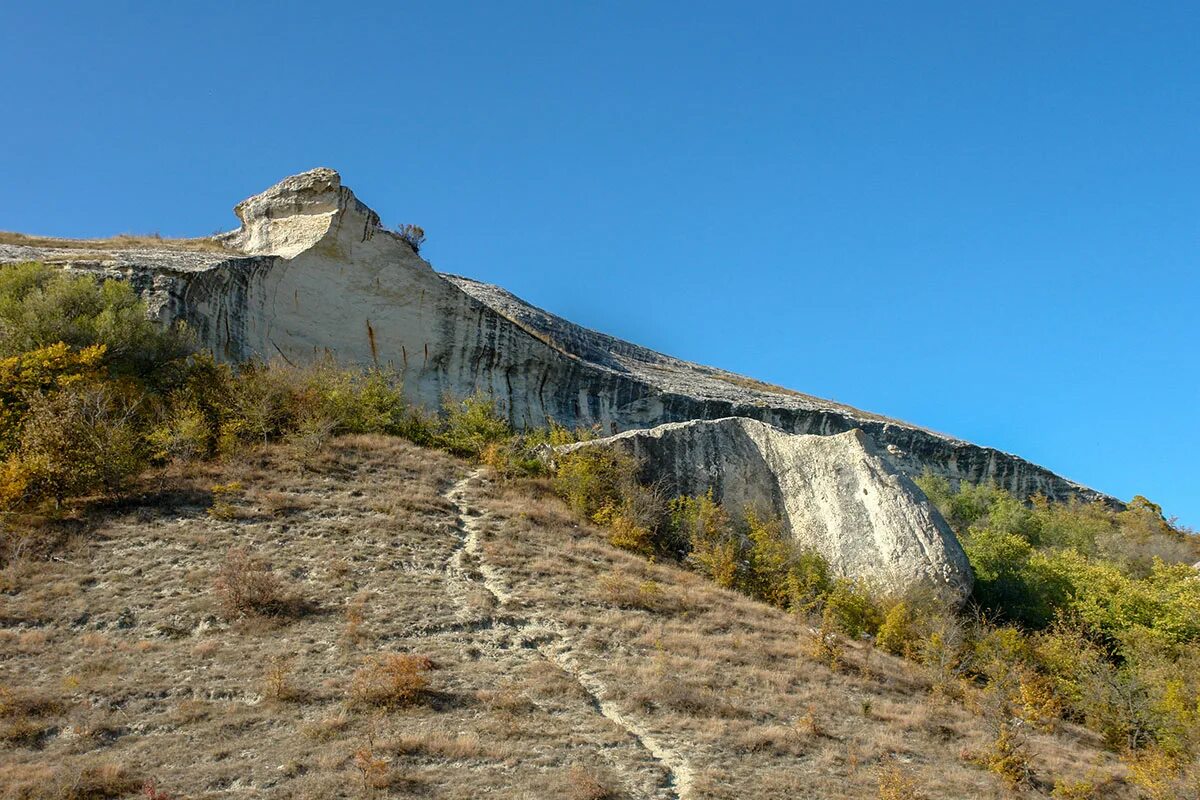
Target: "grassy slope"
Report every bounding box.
[0,436,1132,799]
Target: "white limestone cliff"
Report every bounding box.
[560,418,974,605]
[0,167,1116,508]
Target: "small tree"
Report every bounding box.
[394,224,426,254]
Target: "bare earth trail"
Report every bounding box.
[444,469,695,800]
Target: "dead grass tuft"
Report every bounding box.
[387,731,491,760]
[564,764,621,800]
[300,712,352,742]
[474,687,537,715]
[595,573,676,613]
[732,723,811,757]
[0,230,239,255]
[342,591,371,648]
[347,654,434,709]
[0,760,142,800]
[213,547,307,619]
[0,686,65,746]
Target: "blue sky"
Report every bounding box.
[2,2,1197,525]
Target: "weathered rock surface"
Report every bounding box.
[561,417,974,604]
[0,167,1115,505]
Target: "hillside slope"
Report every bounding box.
[0,169,1111,505]
[0,437,1131,799]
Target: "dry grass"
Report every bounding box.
[0,761,141,800]
[564,764,621,800]
[473,475,1139,799]
[212,546,310,619]
[0,437,670,798]
[708,370,803,397]
[0,435,1141,799]
[0,230,238,255]
[347,653,433,709]
[0,687,64,748]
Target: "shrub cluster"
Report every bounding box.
[551,451,880,638]
[392,223,426,254]
[0,263,547,514]
[917,475,1200,770]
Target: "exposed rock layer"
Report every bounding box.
[560,418,974,604]
[0,168,1114,505]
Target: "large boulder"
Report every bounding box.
[560,417,974,605]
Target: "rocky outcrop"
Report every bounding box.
[0,168,1115,506]
[560,418,974,604]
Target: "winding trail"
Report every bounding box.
[442,469,694,800]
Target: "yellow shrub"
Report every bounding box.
[1018,669,1063,731]
[0,458,28,510]
[1051,778,1098,799]
[877,759,926,800]
[0,342,107,453]
[1123,747,1184,800]
[981,722,1031,789]
[876,601,918,656]
[3,382,143,508]
[593,501,655,556]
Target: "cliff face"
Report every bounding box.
[560,418,975,605]
[0,168,1113,505]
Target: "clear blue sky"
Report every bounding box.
[2,2,1197,525]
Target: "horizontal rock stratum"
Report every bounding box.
[0,167,1113,505]
[561,418,974,605]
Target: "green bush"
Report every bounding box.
[821,578,882,638]
[962,528,1066,628]
[437,392,512,459]
[0,261,192,379]
[876,601,919,656]
[553,446,643,521]
[3,382,143,506]
[919,475,1200,760]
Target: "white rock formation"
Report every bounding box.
[0,167,1116,507]
[218,167,379,258]
[561,417,974,605]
